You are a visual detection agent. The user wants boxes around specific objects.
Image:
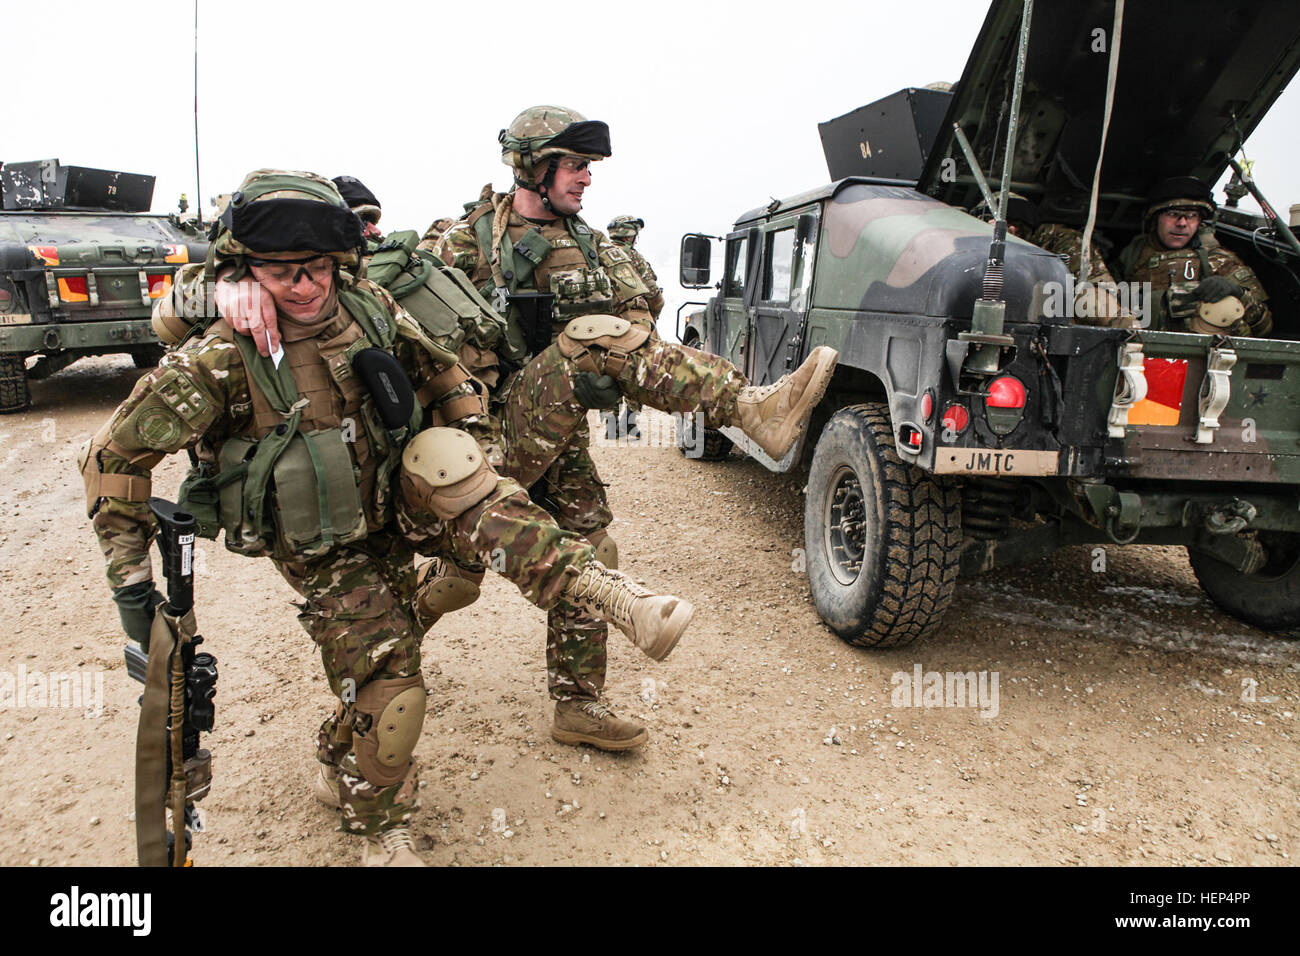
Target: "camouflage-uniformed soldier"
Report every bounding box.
[82,170,694,864]
[605,215,659,440]
[427,106,838,750]
[607,216,664,319]
[1116,175,1272,337]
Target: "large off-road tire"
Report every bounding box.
[0,354,30,414]
[131,344,167,369]
[805,403,962,647]
[1189,532,1300,638]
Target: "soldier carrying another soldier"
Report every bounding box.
[81,170,695,865]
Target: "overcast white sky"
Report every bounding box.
[5,0,1297,331]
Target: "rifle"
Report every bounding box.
[125,498,218,866]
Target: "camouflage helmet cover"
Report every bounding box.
[608,215,645,240]
[500,105,612,179]
[213,168,363,268]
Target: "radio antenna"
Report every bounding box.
[193,0,203,228]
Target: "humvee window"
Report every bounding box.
[763,227,796,302]
[724,236,748,298]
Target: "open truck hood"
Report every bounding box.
[920,0,1300,230]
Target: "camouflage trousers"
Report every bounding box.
[397,459,594,613]
[500,327,748,701]
[280,470,596,835]
[275,532,427,837]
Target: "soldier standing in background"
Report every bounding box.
[428,105,838,751]
[605,215,662,440]
[1116,176,1272,337]
[607,216,664,318]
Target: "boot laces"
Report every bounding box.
[742,373,793,411]
[375,827,416,854]
[578,698,615,720]
[567,564,647,628]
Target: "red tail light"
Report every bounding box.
[986,376,1027,409]
[941,403,970,434]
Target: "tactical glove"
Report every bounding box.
[113,581,166,650]
[573,372,621,410]
[1194,276,1245,303]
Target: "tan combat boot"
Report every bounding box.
[735,345,839,459]
[561,561,693,662]
[362,826,426,867]
[414,557,485,625]
[313,764,340,809]
[552,697,648,751]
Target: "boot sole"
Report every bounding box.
[551,725,650,751]
[643,598,694,662]
[758,346,840,459]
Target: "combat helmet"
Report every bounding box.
[331,175,382,227]
[1145,175,1216,228]
[155,170,365,346]
[608,215,645,243]
[499,105,611,207]
[212,169,364,274]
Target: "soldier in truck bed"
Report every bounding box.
[1116,175,1272,337]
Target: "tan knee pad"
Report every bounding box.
[416,558,485,616]
[556,314,652,378]
[586,528,618,569]
[400,427,500,520]
[353,675,426,788]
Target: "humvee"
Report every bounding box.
[0,159,208,412]
[678,0,1300,643]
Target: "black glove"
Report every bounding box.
[1195,276,1244,303]
[113,581,166,650]
[573,372,621,410]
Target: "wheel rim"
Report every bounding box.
[824,465,869,585]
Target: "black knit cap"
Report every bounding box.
[331,176,381,211]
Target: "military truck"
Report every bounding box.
[0,159,208,412]
[678,0,1300,643]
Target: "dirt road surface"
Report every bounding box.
[0,356,1295,867]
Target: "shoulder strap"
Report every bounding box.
[228,333,306,542]
[232,331,299,414]
[565,216,600,267]
[1193,231,1216,275]
[338,287,397,349]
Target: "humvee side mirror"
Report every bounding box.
[679,234,713,288]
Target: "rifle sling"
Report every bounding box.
[136,612,177,867]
